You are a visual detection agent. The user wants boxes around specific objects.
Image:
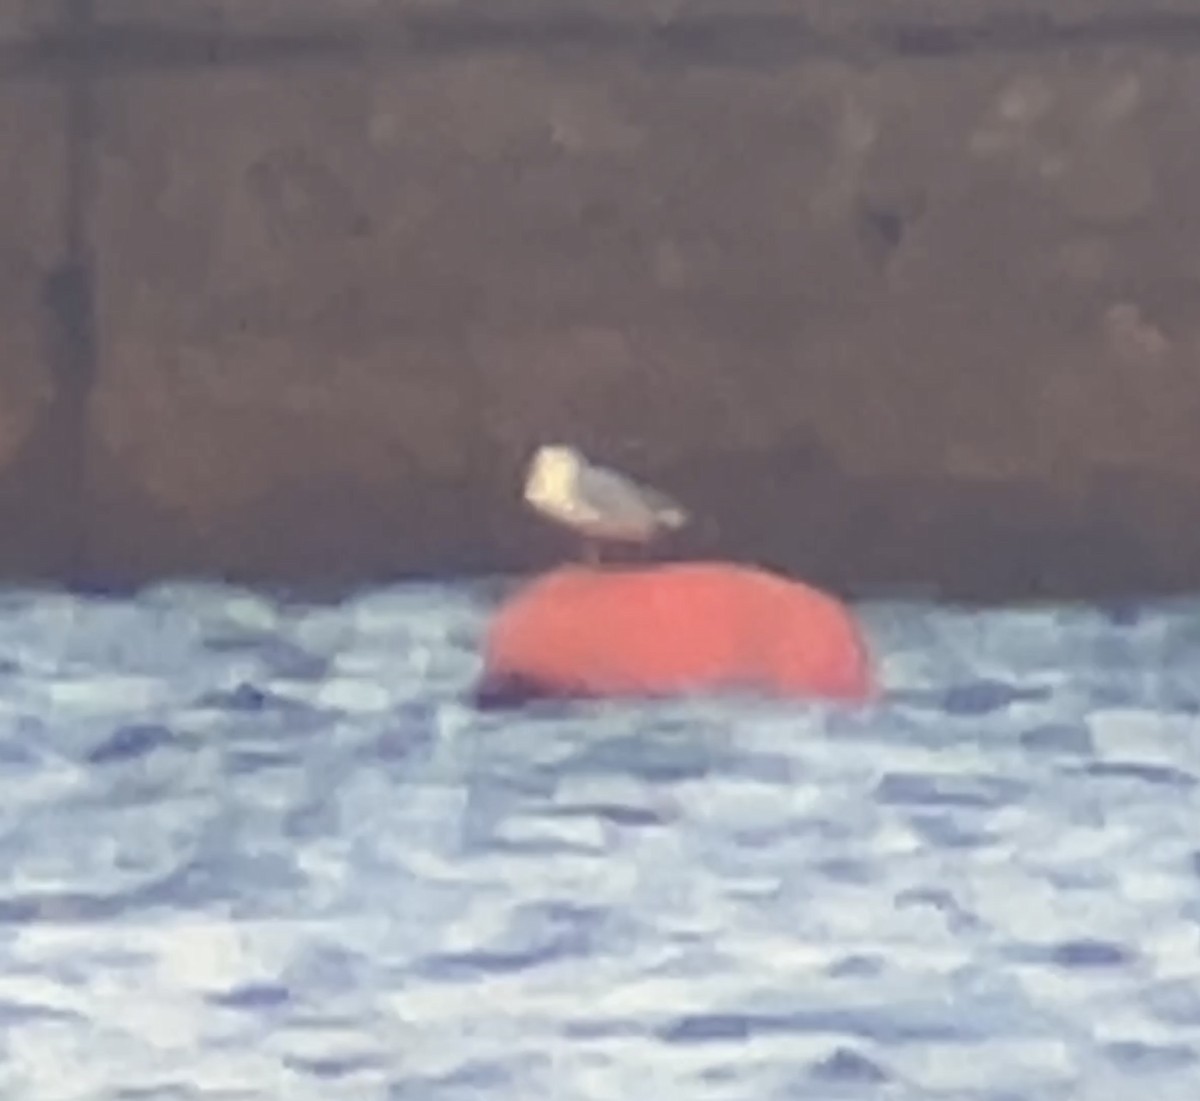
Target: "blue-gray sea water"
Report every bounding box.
[0,578,1197,1099]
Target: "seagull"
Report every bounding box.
[522,444,689,564]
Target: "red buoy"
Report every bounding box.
[476,562,875,705]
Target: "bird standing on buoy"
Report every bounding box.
[522,444,688,564]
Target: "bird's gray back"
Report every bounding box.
[579,463,686,530]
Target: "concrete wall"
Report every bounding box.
[5,0,1200,600]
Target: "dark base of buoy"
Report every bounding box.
[472,671,679,710]
[471,672,582,711]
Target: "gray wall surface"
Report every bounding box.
[4,0,1200,600]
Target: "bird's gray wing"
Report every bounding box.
[582,463,688,528]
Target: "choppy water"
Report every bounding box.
[0,579,1198,1099]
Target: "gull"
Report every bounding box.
[522,443,689,564]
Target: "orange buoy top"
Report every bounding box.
[477,561,875,705]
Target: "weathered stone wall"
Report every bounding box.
[7,0,1200,599]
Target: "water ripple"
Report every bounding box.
[0,584,1192,1097]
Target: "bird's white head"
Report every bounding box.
[523,444,582,512]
